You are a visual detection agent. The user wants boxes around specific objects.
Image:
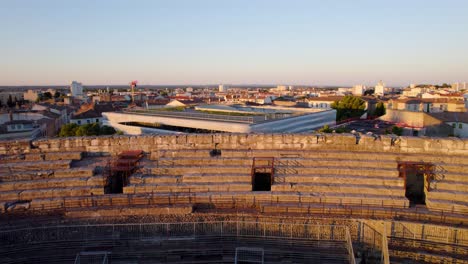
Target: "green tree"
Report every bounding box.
[364,89,375,96]
[75,123,100,136]
[392,126,403,136]
[331,95,366,121]
[318,125,332,133]
[100,125,116,135]
[374,102,386,117]
[59,123,79,137]
[43,92,53,100]
[7,95,14,107]
[60,123,119,137]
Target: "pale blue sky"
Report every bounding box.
[1,0,467,86]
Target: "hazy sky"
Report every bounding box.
[1,0,467,86]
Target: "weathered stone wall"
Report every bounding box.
[1,134,468,156]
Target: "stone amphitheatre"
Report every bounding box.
[1,133,467,263]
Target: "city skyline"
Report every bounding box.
[1,0,468,86]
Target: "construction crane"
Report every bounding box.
[130,80,138,105]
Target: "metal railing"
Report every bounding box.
[345,229,357,264]
[381,225,390,264]
[393,222,468,246]
[0,221,351,244]
[2,192,467,226]
[74,251,109,264]
[0,222,356,263]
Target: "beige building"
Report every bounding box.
[0,92,23,105]
[386,98,466,113]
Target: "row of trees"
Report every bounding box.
[59,123,120,137]
[1,91,63,108]
[331,95,366,121]
[36,91,62,102]
[331,95,386,121]
[1,95,25,108]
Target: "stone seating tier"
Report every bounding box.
[26,191,409,213]
[425,199,468,214]
[271,182,405,197]
[173,149,460,164]
[0,176,104,192]
[150,166,252,175]
[123,182,252,194]
[0,160,71,173]
[64,204,193,218]
[0,168,95,182]
[276,175,404,187]
[131,173,253,185]
[0,151,82,163]
[0,186,104,201]
[434,181,468,192]
[426,189,468,204]
[156,156,400,170]
[438,172,468,183]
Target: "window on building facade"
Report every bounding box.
[96,119,99,122]
[452,123,456,128]
[77,120,81,125]
[459,123,463,129]
[87,120,91,124]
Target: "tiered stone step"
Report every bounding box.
[157,157,252,167]
[275,175,403,187]
[276,157,397,169]
[24,191,409,213]
[124,182,252,194]
[0,151,82,163]
[43,151,83,161]
[425,199,468,214]
[438,172,468,183]
[64,204,193,218]
[220,149,468,165]
[0,186,104,201]
[389,237,468,264]
[151,149,215,159]
[0,175,104,191]
[275,166,399,177]
[426,189,468,213]
[272,183,405,197]
[0,160,72,173]
[433,180,468,192]
[150,165,251,175]
[0,168,95,182]
[182,173,251,183]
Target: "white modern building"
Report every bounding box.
[375,80,385,96]
[70,81,84,97]
[218,84,228,93]
[352,85,366,96]
[276,85,288,91]
[452,82,467,91]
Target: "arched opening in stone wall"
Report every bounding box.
[252,172,272,191]
[251,157,275,192]
[405,170,426,206]
[105,172,127,194]
[398,162,434,207]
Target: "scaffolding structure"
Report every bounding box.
[397,162,435,192]
[105,150,143,192]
